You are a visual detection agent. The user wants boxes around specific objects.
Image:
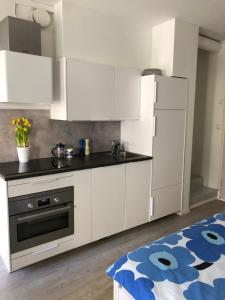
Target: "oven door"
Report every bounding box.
[10,203,74,254]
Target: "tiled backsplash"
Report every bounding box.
[0,109,121,163]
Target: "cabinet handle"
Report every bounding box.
[32,176,72,185]
[150,197,154,217]
[17,206,72,223]
[31,244,59,255]
[32,178,59,185]
[153,116,157,137]
[154,81,158,103]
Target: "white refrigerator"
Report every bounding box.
[121,75,188,221]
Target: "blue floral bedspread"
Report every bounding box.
[106,211,225,300]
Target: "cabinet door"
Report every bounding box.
[73,170,92,248]
[0,50,52,103]
[154,76,188,110]
[150,184,182,221]
[125,161,151,230]
[92,165,125,241]
[152,110,186,190]
[67,59,115,121]
[115,67,141,120]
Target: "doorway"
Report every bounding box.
[191,46,225,208]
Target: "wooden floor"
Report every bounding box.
[1,200,225,300]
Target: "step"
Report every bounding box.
[190,186,217,208]
[191,174,204,192]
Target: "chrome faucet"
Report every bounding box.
[111,140,121,156]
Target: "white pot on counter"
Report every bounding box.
[17,146,30,163]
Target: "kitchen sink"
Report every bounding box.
[105,151,141,159]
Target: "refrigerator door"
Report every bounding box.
[152,109,186,190]
[150,184,182,221]
[154,76,188,110]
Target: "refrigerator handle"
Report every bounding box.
[153,116,157,137]
[154,81,158,103]
[150,196,154,217]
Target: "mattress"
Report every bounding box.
[106,211,225,300]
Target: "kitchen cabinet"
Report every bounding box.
[0,50,52,103]
[92,165,126,241]
[124,161,151,230]
[154,75,188,110]
[73,170,92,248]
[150,184,182,221]
[151,110,186,190]
[122,75,188,221]
[51,58,141,121]
[115,67,141,120]
[0,159,151,272]
[8,173,74,198]
[52,58,115,121]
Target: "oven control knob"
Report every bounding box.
[53,197,60,204]
[27,202,34,209]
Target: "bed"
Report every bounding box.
[106,211,225,300]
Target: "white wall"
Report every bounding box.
[55,0,152,69]
[151,18,199,213]
[192,48,225,189]
[192,50,209,177]
[151,19,175,76]
[173,19,199,214]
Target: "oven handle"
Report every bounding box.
[16,205,72,223]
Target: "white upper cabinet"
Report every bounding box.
[0,50,52,103]
[67,59,115,121]
[115,67,141,120]
[154,75,188,109]
[51,58,141,121]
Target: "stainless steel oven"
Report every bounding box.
[9,186,74,254]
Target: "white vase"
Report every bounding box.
[17,146,30,163]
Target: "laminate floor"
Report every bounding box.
[1,200,225,300]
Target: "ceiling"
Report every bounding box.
[33,0,225,40]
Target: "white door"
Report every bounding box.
[154,76,188,110]
[125,161,151,230]
[115,67,141,120]
[73,170,92,248]
[92,165,125,241]
[67,59,115,120]
[152,110,186,190]
[150,184,182,221]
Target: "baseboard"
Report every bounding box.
[190,197,217,209]
[177,208,190,216]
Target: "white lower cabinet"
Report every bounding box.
[11,236,74,272]
[149,184,182,221]
[1,161,152,272]
[92,165,126,241]
[125,161,151,230]
[73,170,92,248]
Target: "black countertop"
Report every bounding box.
[0,152,152,181]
